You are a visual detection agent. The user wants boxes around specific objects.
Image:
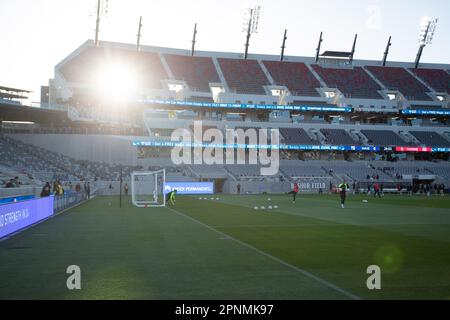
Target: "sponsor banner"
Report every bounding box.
[164,182,214,195]
[401,109,450,116]
[0,196,54,239]
[395,146,432,152]
[140,99,353,113]
[432,147,450,152]
[134,141,450,153]
[133,141,380,152]
[292,178,332,192]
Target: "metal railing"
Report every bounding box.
[52,190,94,214]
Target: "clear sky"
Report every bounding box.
[1,0,449,102]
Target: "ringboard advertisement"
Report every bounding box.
[0,196,54,239]
[164,182,214,195]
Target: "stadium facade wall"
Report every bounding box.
[223,180,292,194]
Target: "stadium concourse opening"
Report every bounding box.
[0,0,449,309]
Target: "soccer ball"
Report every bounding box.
[198,197,202,200]
[254,206,259,210]
[274,205,278,209]
[362,200,368,203]
[268,198,271,201]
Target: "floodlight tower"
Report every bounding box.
[93,0,109,47]
[280,29,288,61]
[349,34,358,64]
[381,36,392,67]
[415,17,438,69]
[191,23,198,56]
[136,16,143,51]
[315,32,323,63]
[242,5,261,60]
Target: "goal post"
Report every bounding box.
[131,169,166,207]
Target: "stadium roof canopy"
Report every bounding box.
[320,51,352,59]
[0,85,31,100]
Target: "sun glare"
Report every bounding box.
[95,63,137,102]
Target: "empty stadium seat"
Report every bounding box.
[164,54,221,92]
[262,61,320,96]
[320,161,392,181]
[360,130,411,146]
[217,58,269,95]
[410,68,450,94]
[281,163,329,178]
[312,65,382,99]
[60,46,168,89]
[320,129,357,145]
[366,66,432,101]
[410,131,450,147]
[280,128,318,145]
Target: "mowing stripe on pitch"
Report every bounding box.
[167,207,362,300]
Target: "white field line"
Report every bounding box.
[167,206,362,300]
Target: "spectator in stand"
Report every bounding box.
[75,183,81,193]
[59,183,65,196]
[6,179,15,188]
[13,176,20,186]
[53,181,59,194]
[40,182,51,197]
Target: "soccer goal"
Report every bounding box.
[131,169,166,207]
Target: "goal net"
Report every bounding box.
[131,169,166,207]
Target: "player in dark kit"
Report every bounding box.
[338,180,350,209]
[289,182,299,203]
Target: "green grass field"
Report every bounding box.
[1,194,449,300]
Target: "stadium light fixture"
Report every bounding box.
[242,5,261,59]
[95,63,137,102]
[91,0,109,47]
[415,17,438,68]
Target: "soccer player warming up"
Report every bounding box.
[289,182,299,203]
[166,189,177,206]
[338,180,349,209]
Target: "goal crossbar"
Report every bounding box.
[131,169,166,208]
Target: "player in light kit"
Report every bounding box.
[338,180,350,209]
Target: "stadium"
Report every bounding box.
[1,0,450,303]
